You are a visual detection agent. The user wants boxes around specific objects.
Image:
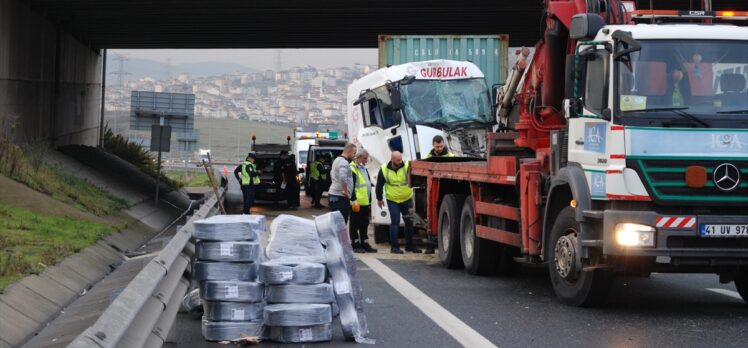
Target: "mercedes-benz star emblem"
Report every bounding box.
[713,163,741,192]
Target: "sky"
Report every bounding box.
[111,48,378,70]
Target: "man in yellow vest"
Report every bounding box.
[233,152,260,214]
[349,148,377,253]
[423,135,455,159]
[308,157,324,208]
[376,151,421,254]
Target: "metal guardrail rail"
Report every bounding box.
[68,188,224,348]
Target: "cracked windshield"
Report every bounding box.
[400,79,493,127]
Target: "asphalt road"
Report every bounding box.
[172,183,748,347]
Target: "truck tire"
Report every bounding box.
[734,269,748,304]
[460,197,497,275]
[547,206,613,307]
[374,225,389,244]
[438,194,465,269]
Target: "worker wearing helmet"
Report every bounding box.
[234,152,260,214]
[349,148,377,253]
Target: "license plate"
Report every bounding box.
[267,188,276,193]
[700,224,748,237]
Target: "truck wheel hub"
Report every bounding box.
[554,234,578,279]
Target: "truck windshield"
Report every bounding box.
[617,40,748,123]
[400,78,493,127]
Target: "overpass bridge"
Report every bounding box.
[3,0,744,147]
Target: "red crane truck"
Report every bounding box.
[408,0,748,306]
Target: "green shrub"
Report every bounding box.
[102,127,182,190]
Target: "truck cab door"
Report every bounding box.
[567,50,611,200]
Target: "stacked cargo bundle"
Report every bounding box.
[192,215,268,341]
[262,215,334,343]
[315,212,374,344]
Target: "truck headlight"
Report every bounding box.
[615,223,656,247]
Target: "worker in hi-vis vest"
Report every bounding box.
[375,151,421,254]
[308,156,324,208]
[349,148,377,253]
[233,151,260,214]
[423,135,455,159]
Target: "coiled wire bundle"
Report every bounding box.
[193,215,266,241]
[201,318,265,341]
[193,261,258,282]
[260,262,326,285]
[263,303,332,326]
[266,215,325,262]
[196,241,262,262]
[268,323,333,343]
[199,281,264,302]
[203,301,266,321]
[267,283,334,304]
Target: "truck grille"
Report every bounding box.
[627,159,748,205]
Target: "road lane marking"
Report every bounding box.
[359,255,497,348]
[707,288,743,300]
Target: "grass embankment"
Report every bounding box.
[164,171,212,187]
[102,128,182,190]
[0,137,127,216]
[0,204,118,291]
[0,136,128,292]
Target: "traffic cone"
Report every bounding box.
[223,165,229,177]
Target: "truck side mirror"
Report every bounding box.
[389,87,403,110]
[612,30,641,60]
[564,54,578,100]
[491,84,503,105]
[570,13,605,40]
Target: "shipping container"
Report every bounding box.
[378,35,509,90]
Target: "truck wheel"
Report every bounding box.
[547,206,613,307]
[438,194,464,269]
[734,270,748,304]
[374,225,389,244]
[460,197,496,275]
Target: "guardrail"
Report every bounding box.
[68,188,224,348]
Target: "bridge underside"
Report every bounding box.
[1,0,746,146]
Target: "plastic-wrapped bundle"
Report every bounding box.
[267,283,334,304]
[193,214,266,241]
[201,318,265,341]
[260,262,326,285]
[266,215,325,263]
[203,301,265,321]
[195,241,262,262]
[268,323,333,343]
[199,281,264,302]
[263,303,332,326]
[316,212,373,344]
[193,261,258,282]
[182,288,203,313]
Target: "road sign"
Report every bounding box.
[150,125,172,152]
[130,91,195,133]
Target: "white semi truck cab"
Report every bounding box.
[347,60,495,239]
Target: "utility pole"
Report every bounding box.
[110,53,131,88]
